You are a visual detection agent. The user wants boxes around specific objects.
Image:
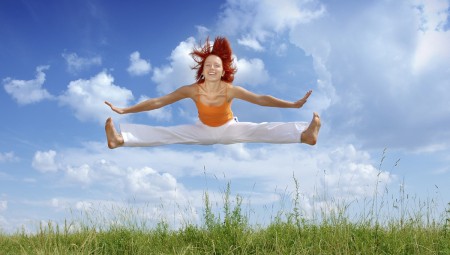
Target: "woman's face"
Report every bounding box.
[202,55,224,81]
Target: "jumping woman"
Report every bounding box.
[105,37,321,149]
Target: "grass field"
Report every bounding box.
[1,171,449,254]
[1,181,449,254]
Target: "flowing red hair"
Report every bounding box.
[190,36,237,83]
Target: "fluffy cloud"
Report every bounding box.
[0,200,7,230]
[315,145,393,199]
[289,0,450,150]
[127,51,152,76]
[411,0,450,74]
[413,30,450,74]
[59,71,134,124]
[151,37,197,94]
[30,145,190,204]
[234,57,269,86]
[39,141,393,209]
[196,25,210,39]
[126,167,182,201]
[3,66,134,125]
[216,0,333,114]
[0,152,19,163]
[151,37,270,90]
[66,164,92,184]
[217,0,325,42]
[18,139,396,232]
[0,200,6,212]
[138,95,173,122]
[218,0,450,151]
[3,65,54,105]
[62,52,102,74]
[413,0,449,31]
[237,36,264,51]
[32,150,59,173]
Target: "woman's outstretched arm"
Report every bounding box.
[105,84,195,114]
[231,85,312,108]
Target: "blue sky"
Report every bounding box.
[1,0,450,233]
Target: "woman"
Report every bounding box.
[105,37,320,149]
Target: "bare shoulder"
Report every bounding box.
[179,83,198,91]
[174,83,197,98]
[228,84,252,99]
[225,83,238,99]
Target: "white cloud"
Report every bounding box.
[316,145,393,199]
[214,0,441,152]
[237,36,264,51]
[413,0,449,31]
[3,65,54,105]
[50,198,60,208]
[127,51,151,76]
[49,198,72,212]
[28,144,191,204]
[146,107,173,122]
[11,140,396,232]
[216,143,252,161]
[275,43,288,56]
[66,164,92,184]
[196,25,210,38]
[217,0,325,42]
[412,0,450,75]
[412,143,448,154]
[0,200,6,212]
[59,71,134,124]
[138,95,173,122]
[32,150,59,173]
[152,37,197,94]
[412,30,450,74]
[0,215,7,231]
[75,201,93,211]
[254,0,450,149]
[216,0,333,113]
[62,52,102,74]
[411,0,450,75]
[43,141,393,209]
[126,167,182,201]
[0,152,19,162]
[150,37,270,107]
[0,201,7,232]
[234,57,269,86]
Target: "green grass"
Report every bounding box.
[1,177,450,254]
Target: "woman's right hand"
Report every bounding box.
[105,101,126,114]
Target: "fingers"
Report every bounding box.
[105,101,119,113]
[294,90,313,108]
[302,90,312,100]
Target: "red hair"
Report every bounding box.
[190,36,237,83]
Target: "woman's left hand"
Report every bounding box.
[293,90,312,108]
[105,101,126,114]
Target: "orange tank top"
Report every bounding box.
[195,84,234,127]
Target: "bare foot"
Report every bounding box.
[301,112,321,145]
[105,117,124,149]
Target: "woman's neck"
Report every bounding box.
[203,80,222,91]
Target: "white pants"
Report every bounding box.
[120,118,308,147]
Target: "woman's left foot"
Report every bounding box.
[105,117,124,149]
[301,112,321,145]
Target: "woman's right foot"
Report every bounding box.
[301,112,321,145]
[105,117,124,149]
